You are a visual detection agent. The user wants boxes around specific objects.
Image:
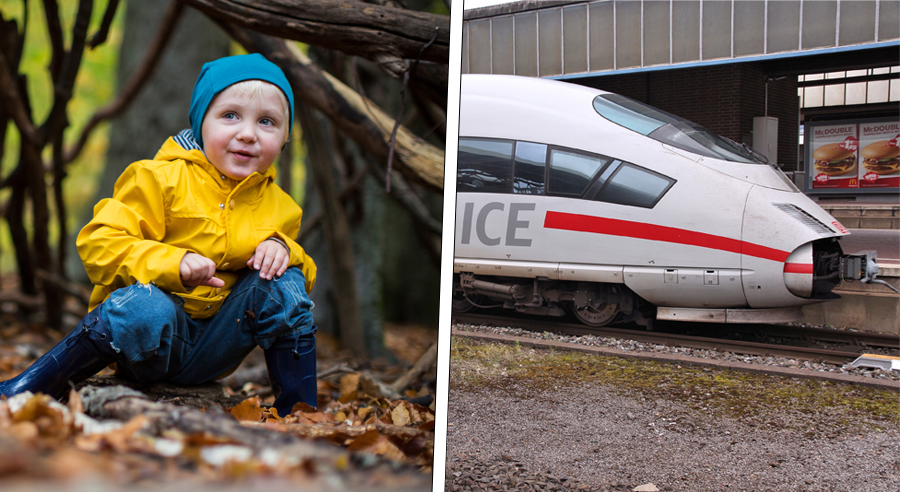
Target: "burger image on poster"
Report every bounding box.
[813,142,857,176]
[861,140,900,175]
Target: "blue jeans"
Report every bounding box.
[99,267,314,385]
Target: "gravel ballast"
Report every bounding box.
[445,323,900,492]
[453,322,900,382]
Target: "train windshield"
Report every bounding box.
[593,94,767,164]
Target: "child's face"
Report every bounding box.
[201,84,288,181]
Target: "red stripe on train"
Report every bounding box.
[543,211,790,263]
[783,263,814,274]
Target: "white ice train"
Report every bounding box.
[452,74,889,327]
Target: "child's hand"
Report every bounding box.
[247,238,289,280]
[180,252,225,288]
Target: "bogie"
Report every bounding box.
[454,272,644,327]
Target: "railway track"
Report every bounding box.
[451,312,899,366]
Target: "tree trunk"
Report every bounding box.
[175,0,450,76]
[5,170,35,296]
[297,104,366,357]
[278,128,294,195]
[22,141,61,327]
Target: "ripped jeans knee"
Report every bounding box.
[228,267,315,349]
[101,283,183,362]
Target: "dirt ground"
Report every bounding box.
[446,337,900,492]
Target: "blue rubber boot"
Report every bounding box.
[264,327,317,416]
[0,307,116,400]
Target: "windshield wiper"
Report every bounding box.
[722,136,770,165]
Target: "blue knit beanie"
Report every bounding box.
[189,53,294,150]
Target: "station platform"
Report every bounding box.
[814,202,899,230]
[800,260,899,336]
[792,216,899,334]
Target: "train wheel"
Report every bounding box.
[451,277,480,313]
[451,294,477,313]
[572,303,618,327]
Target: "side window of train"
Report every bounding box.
[457,139,513,193]
[513,141,547,194]
[592,163,675,208]
[548,149,611,196]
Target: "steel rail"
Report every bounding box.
[744,324,899,349]
[451,327,900,391]
[452,313,876,365]
[655,322,899,350]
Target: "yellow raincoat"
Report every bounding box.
[77,137,316,319]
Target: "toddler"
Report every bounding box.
[0,54,317,416]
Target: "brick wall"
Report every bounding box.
[577,63,800,171]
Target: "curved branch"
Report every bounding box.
[226,26,444,191]
[384,27,439,192]
[41,0,64,81]
[0,0,27,68]
[89,0,121,49]
[175,0,449,76]
[0,47,39,145]
[42,0,92,141]
[64,1,185,165]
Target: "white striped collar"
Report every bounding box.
[173,129,201,151]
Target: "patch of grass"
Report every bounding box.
[450,336,538,387]
[450,337,900,434]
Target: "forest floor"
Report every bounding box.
[0,283,438,492]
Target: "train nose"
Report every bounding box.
[783,240,843,300]
[783,240,896,300]
[783,242,815,298]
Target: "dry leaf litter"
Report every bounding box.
[0,321,436,491]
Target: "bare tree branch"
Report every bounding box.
[0,3,26,69]
[390,342,437,394]
[384,27,439,193]
[64,1,185,164]
[79,385,343,457]
[224,27,444,191]
[45,0,92,287]
[88,0,121,49]
[4,169,36,295]
[175,0,449,77]
[41,0,64,81]
[282,42,445,191]
[0,47,39,145]
[0,1,94,327]
[297,159,441,257]
[42,0,92,141]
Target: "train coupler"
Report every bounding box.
[841,250,898,293]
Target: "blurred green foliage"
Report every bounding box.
[425,0,450,15]
[0,0,123,273]
[0,2,314,276]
